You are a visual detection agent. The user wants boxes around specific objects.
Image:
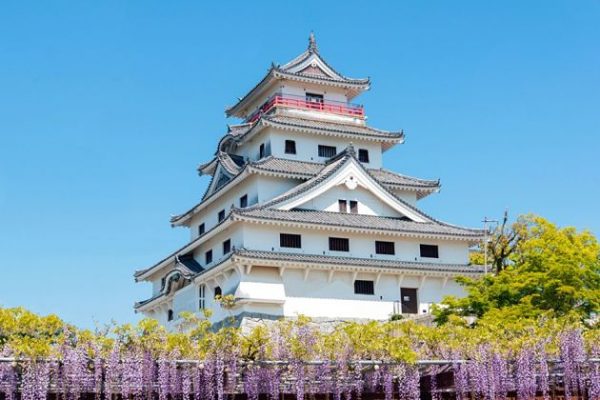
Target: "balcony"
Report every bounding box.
[247,93,365,122]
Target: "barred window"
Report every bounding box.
[318,145,337,158]
[199,285,206,309]
[280,233,302,248]
[223,239,231,254]
[285,140,297,155]
[329,237,349,252]
[375,241,396,255]
[306,93,324,103]
[354,280,375,295]
[205,249,213,264]
[358,149,370,163]
[338,199,347,213]
[420,244,439,258]
[349,200,358,214]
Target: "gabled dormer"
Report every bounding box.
[225,33,370,124]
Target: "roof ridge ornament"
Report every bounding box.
[308,31,318,53]
[346,142,356,157]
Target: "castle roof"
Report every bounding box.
[209,113,404,162]
[232,209,483,239]
[176,153,440,227]
[137,147,481,282]
[226,34,370,118]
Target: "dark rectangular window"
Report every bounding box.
[420,244,439,258]
[223,239,231,254]
[354,280,375,295]
[318,145,337,158]
[199,285,206,309]
[329,237,349,252]
[338,199,347,213]
[205,249,213,264]
[349,200,358,214]
[259,143,265,159]
[280,233,302,249]
[306,92,324,103]
[358,149,370,163]
[375,241,396,255]
[198,223,205,236]
[285,140,297,154]
[218,209,225,222]
[167,309,174,321]
[239,194,248,208]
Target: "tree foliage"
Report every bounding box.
[436,215,600,324]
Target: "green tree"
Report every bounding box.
[435,215,600,324]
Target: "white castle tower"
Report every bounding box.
[134,34,484,328]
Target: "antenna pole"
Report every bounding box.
[482,217,499,274]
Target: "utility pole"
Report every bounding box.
[482,217,498,274]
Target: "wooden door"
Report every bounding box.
[400,288,418,314]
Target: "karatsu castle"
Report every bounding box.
[134,34,485,328]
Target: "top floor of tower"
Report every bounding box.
[225,33,371,125]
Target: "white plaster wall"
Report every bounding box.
[242,224,470,264]
[191,225,244,268]
[280,268,465,319]
[189,175,299,240]
[391,190,418,207]
[280,83,349,104]
[265,129,382,168]
[197,267,466,323]
[237,129,272,161]
[257,177,299,203]
[173,284,197,318]
[190,177,258,239]
[295,184,402,217]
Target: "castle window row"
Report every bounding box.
[256,140,370,163]
[203,238,234,266]
[197,193,251,238]
[279,233,439,258]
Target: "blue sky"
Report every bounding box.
[1,1,599,329]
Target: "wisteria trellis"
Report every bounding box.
[1,329,599,400]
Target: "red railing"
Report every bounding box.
[247,94,364,122]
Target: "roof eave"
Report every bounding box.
[225,68,278,118]
[233,213,485,242]
[135,215,237,281]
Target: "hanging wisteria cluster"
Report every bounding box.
[1,325,599,400]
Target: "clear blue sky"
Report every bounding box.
[1,1,599,329]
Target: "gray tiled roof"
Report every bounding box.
[233,249,483,275]
[228,123,254,136]
[262,115,403,140]
[176,254,204,274]
[176,147,441,225]
[247,145,453,228]
[278,37,369,85]
[233,209,483,239]
[250,157,439,190]
[225,35,369,118]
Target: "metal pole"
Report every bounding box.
[482,217,498,275]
